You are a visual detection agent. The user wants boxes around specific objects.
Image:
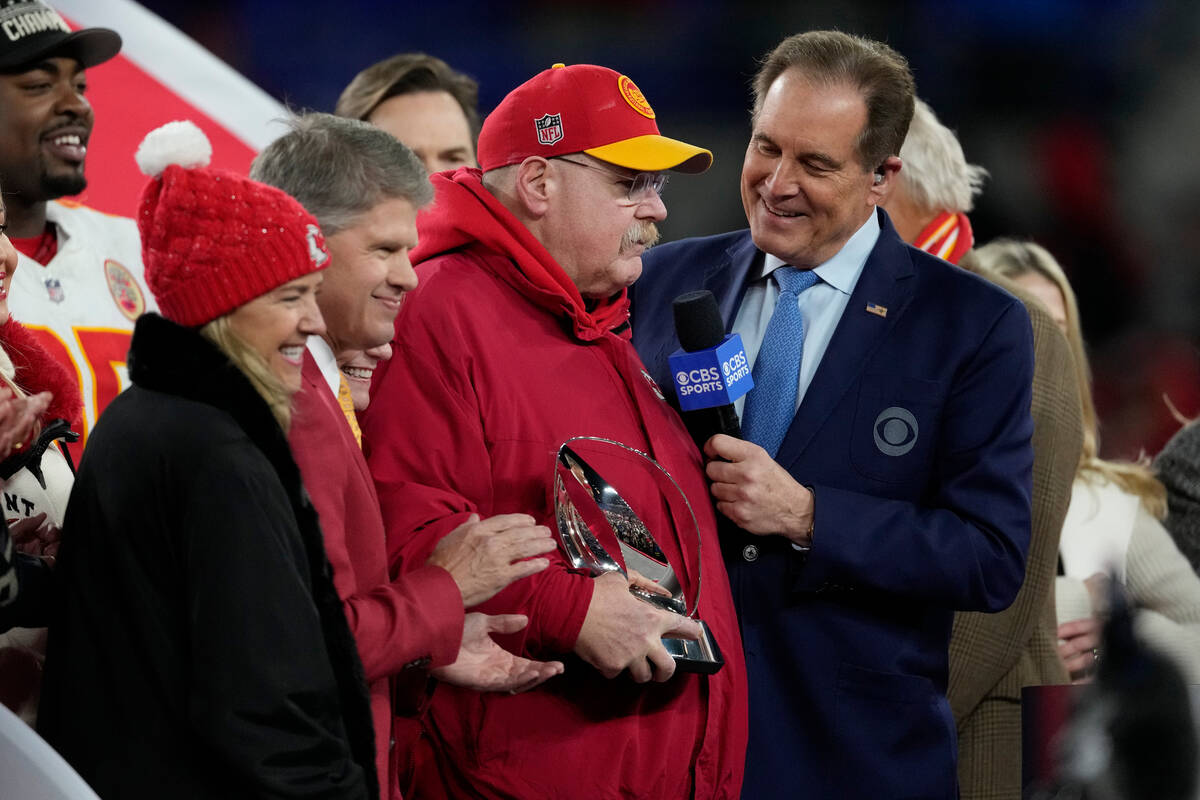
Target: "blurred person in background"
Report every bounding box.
[1154,419,1200,575]
[0,0,152,461]
[251,112,562,799]
[880,98,988,264]
[947,258,1080,800]
[336,52,480,174]
[0,183,82,727]
[892,100,1081,800]
[38,122,377,798]
[970,238,1200,686]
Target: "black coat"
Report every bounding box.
[38,313,378,800]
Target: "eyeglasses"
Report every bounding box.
[554,157,668,205]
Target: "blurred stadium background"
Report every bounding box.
[135,0,1200,460]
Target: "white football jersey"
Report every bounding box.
[8,201,154,463]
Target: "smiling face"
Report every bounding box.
[320,196,419,355]
[368,90,476,174]
[336,342,392,411]
[0,58,93,209]
[226,272,326,394]
[542,155,665,299]
[741,70,883,268]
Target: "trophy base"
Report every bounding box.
[663,619,724,674]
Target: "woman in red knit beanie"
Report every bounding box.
[38,121,379,799]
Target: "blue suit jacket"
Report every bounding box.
[630,212,1034,799]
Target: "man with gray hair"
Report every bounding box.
[251,112,562,800]
[881,98,989,263]
[631,31,1033,798]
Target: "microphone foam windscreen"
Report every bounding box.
[673,290,725,352]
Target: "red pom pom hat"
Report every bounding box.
[134,121,330,328]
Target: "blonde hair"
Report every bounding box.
[964,238,1167,518]
[199,316,293,431]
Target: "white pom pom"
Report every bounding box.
[135,120,213,178]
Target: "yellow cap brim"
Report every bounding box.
[585,134,713,174]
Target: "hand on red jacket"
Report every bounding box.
[574,572,702,683]
[433,613,564,693]
[704,434,814,546]
[427,513,556,608]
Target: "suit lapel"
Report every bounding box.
[774,215,917,468]
[710,233,761,330]
[302,351,370,464]
[647,232,760,380]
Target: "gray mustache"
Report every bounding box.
[621,221,660,253]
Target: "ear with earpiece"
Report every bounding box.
[873,172,884,185]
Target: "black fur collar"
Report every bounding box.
[127,313,379,797]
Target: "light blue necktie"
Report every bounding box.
[742,267,820,458]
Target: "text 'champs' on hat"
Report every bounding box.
[0,0,121,72]
[477,62,712,175]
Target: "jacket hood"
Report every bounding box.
[412,167,630,341]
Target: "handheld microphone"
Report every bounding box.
[669,290,753,448]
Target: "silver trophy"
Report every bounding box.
[553,437,724,674]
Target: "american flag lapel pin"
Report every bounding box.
[866,302,887,318]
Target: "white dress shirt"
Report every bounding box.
[732,212,881,417]
[306,335,340,398]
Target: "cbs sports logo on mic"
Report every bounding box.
[669,334,754,412]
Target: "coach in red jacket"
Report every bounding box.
[360,65,749,799]
[252,113,563,800]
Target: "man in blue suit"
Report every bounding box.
[630,31,1034,799]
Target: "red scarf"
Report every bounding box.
[412,168,631,342]
[913,210,973,264]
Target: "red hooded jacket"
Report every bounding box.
[361,169,747,799]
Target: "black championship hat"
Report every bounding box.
[0,0,120,72]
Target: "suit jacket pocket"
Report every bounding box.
[831,663,957,799]
[850,373,944,486]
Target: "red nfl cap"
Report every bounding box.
[477,63,712,174]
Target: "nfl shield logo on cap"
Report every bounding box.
[535,113,563,146]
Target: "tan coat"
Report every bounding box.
[947,293,1082,800]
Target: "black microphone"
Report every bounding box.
[669,290,752,448]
